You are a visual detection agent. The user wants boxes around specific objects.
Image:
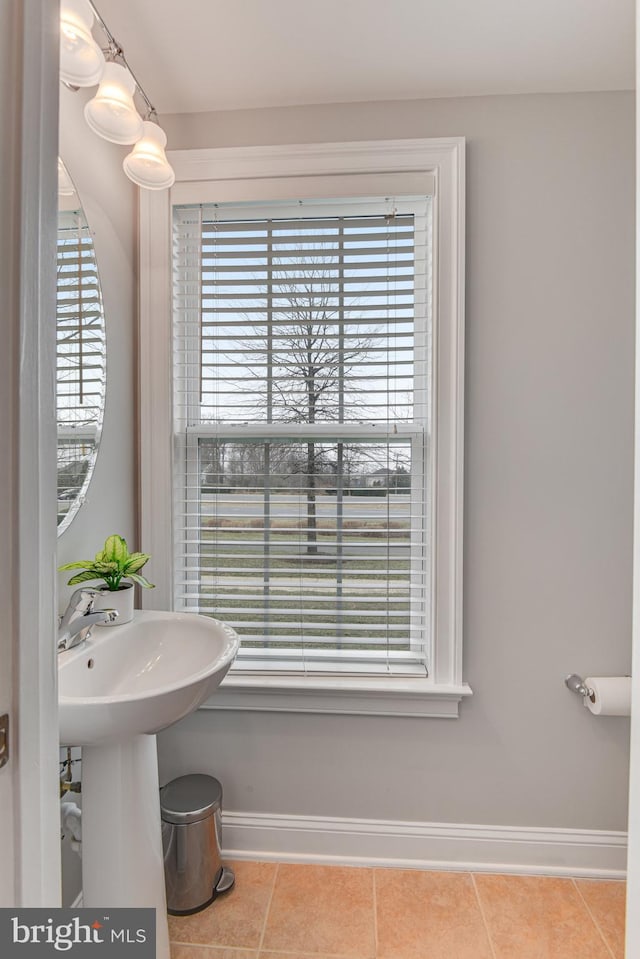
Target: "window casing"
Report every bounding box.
[139,139,468,716]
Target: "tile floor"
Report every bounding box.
[168,860,627,959]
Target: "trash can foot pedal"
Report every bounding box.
[215,866,235,895]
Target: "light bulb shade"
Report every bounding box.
[123,121,175,190]
[84,62,143,144]
[58,158,76,197]
[60,0,105,87]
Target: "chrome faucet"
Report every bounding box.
[57,588,118,653]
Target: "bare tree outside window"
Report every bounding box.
[234,256,380,555]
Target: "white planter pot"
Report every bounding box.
[93,583,135,626]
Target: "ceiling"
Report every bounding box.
[99,0,635,115]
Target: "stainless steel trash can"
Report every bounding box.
[161,774,235,915]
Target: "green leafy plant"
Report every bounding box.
[58,534,155,591]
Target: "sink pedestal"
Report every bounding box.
[58,609,240,959]
[82,734,170,959]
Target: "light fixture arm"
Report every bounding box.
[87,0,157,121]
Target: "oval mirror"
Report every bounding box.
[56,158,106,534]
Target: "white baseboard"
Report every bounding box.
[222,812,627,879]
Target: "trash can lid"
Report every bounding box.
[160,774,223,825]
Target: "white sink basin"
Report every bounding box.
[58,609,239,746]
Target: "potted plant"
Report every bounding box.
[58,534,154,626]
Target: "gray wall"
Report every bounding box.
[158,92,635,833]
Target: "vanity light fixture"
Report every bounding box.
[123,120,176,190]
[84,62,144,145]
[60,1,175,190]
[60,0,105,87]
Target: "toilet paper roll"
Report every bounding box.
[584,677,632,716]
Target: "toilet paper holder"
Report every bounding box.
[565,674,594,700]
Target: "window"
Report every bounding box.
[173,197,430,675]
[140,139,468,716]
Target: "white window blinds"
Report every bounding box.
[173,194,432,675]
[56,209,105,519]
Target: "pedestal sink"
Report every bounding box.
[58,610,239,959]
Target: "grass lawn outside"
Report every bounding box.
[194,516,416,651]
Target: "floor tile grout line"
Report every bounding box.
[170,943,255,954]
[258,954,371,958]
[257,861,280,954]
[258,952,372,959]
[372,868,378,959]
[470,872,498,959]
[571,879,617,959]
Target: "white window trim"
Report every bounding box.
[139,137,469,718]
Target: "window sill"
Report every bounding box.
[201,675,473,718]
